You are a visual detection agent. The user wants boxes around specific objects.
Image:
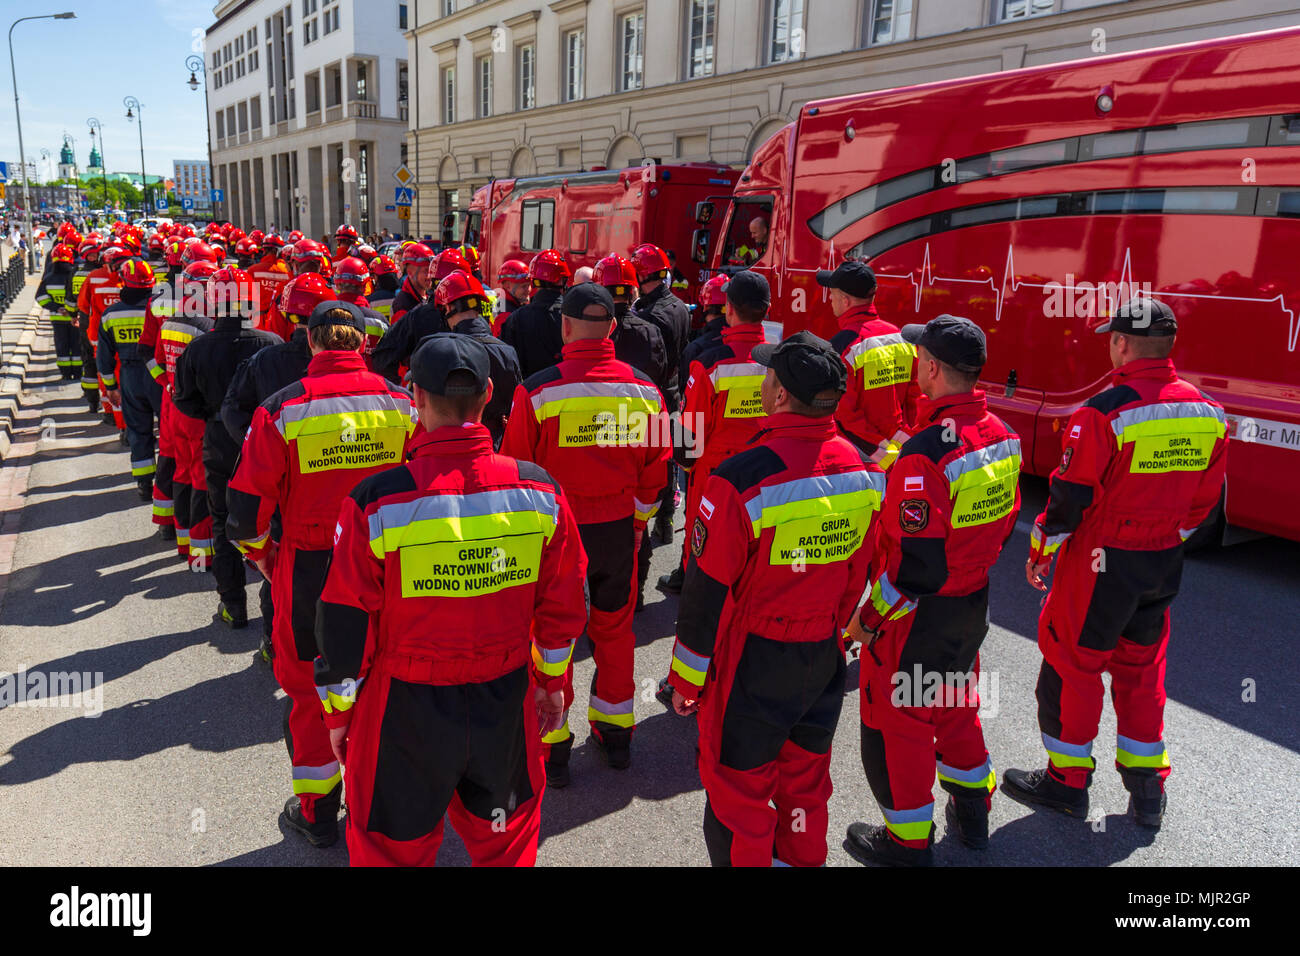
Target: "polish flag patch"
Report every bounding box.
[904,476,924,492]
[699,496,715,520]
[1070,425,1081,439]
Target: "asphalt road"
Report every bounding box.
[0,335,1296,867]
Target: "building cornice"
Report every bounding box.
[503,10,541,31]
[547,0,589,14]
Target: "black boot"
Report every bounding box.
[100,412,114,426]
[546,736,573,789]
[1124,776,1167,830]
[136,479,153,502]
[218,601,248,629]
[157,524,176,541]
[944,795,989,849]
[280,794,339,848]
[657,566,684,594]
[1002,767,1088,818]
[845,822,933,867]
[652,512,674,546]
[118,430,128,447]
[655,675,676,709]
[591,725,632,770]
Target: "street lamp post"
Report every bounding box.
[87,117,108,221]
[185,55,218,222]
[124,96,148,219]
[8,12,77,272]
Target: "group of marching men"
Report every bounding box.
[33,217,1229,866]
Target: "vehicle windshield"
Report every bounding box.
[719,198,775,267]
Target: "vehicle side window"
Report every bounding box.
[721,199,774,267]
[521,199,555,251]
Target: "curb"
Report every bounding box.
[0,302,46,463]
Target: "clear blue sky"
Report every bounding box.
[1,0,216,183]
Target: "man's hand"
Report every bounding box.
[252,542,279,582]
[1026,555,1052,592]
[672,689,699,716]
[328,723,350,766]
[535,686,565,736]
[106,388,121,405]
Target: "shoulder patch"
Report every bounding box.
[899,498,930,534]
[691,517,708,557]
[710,445,786,494]
[1084,384,1142,416]
[1059,446,1073,475]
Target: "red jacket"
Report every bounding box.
[313,424,590,726]
[829,304,920,462]
[152,311,214,389]
[669,413,884,698]
[678,322,769,473]
[1029,357,1228,560]
[501,337,669,526]
[227,349,419,553]
[859,390,1021,631]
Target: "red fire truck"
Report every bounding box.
[699,26,1300,543]
[458,163,740,303]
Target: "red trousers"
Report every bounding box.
[153,397,177,527]
[1035,536,1178,791]
[858,590,995,850]
[270,545,340,824]
[344,662,545,866]
[698,632,845,866]
[544,516,638,751]
[170,400,209,563]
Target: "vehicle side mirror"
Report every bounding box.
[694,201,714,225]
[690,228,710,265]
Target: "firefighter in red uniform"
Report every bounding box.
[332,256,389,361]
[819,262,919,466]
[315,334,588,865]
[658,270,770,596]
[333,223,359,260]
[844,315,1021,866]
[227,302,419,847]
[391,243,435,324]
[493,258,531,334]
[1005,297,1228,830]
[669,331,883,866]
[366,255,400,320]
[501,283,669,783]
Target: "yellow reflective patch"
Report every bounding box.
[111,320,144,344]
[721,376,765,418]
[399,534,545,598]
[856,342,915,390]
[950,455,1020,528]
[769,503,875,565]
[1123,419,1222,474]
[296,424,407,473]
[558,408,648,447]
[371,509,556,558]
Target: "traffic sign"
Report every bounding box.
[182,198,194,210]
[384,204,396,212]
[0,185,5,201]
[396,206,410,221]
[211,188,224,202]
[156,197,168,211]
[394,186,414,205]
[392,164,415,187]
[0,162,7,183]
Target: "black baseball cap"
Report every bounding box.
[816,261,877,298]
[901,314,987,372]
[307,300,365,331]
[752,330,846,410]
[726,270,771,311]
[1096,296,1177,336]
[407,333,490,396]
[561,282,616,321]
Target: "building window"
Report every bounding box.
[999,0,1055,19]
[236,59,245,79]
[620,12,644,92]
[249,48,259,71]
[868,0,911,44]
[477,55,492,118]
[216,111,225,139]
[564,29,584,102]
[517,43,536,110]
[324,11,333,33]
[251,96,262,129]
[357,62,369,100]
[442,0,454,15]
[398,61,409,107]
[686,0,715,78]
[442,65,455,124]
[398,3,408,29]
[769,0,804,62]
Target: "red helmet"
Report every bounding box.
[102,245,133,273]
[56,222,73,241]
[370,254,399,276]
[460,245,481,270]
[179,224,197,239]
[699,274,729,308]
[119,259,156,290]
[401,242,435,268]
[181,241,219,267]
[593,254,639,296]
[432,248,470,283]
[261,232,285,250]
[234,237,258,259]
[334,223,359,243]
[227,227,246,244]
[352,243,377,263]
[205,266,256,316]
[209,241,228,263]
[292,238,329,265]
[497,258,529,283]
[631,243,671,282]
[148,233,166,252]
[65,231,84,250]
[181,260,219,284]
[248,229,266,246]
[279,241,297,263]
[529,249,571,287]
[78,239,103,263]
[51,243,76,265]
[287,229,304,242]
[333,256,369,290]
[280,273,334,319]
[119,234,142,255]
[165,238,187,267]
[433,271,488,313]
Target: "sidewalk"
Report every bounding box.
[1,268,46,462]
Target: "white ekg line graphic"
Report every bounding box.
[869,243,1299,352]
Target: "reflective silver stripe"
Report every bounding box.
[708,361,765,387]
[589,694,634,715]
[943,438,1022,486]
[1042,732,1093,758]
[529,379,662,413]
[936,758,993,783]
[673,643,711,672]
[876,570,915,611]
[275,392,412,434]
[1031,523,1070,551]
[844,332,907,365]
[292,761,342,780]
[367,486,560,543]
[536,641,575,664]
[1116,734,1165,756]
[744,469,885,525]
[881,803,933,824]
[1110,401,1227,438]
